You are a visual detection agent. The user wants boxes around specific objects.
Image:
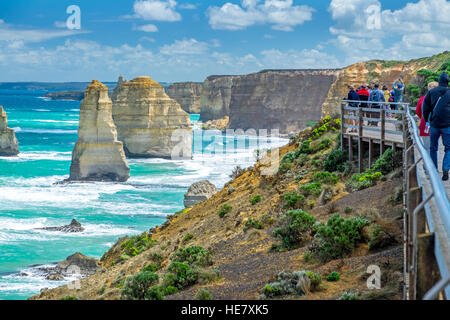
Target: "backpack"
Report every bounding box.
[430,90,450,122]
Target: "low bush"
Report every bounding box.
[306,271,322,290]
[172,246,213,267]
[283,191,306,209]
[326,272,340,282]
[218,204,232,218]
[339,291,359,300]
[372,149,402,175]
[262,271,312,298]
[143,264,160,273]
[324,149,347,172]
[230,166,246,179]
[273,210,316,250]
[121,271,160,300]
[312,214,370,262]
[250,195,262,205]
[347,171,383,191]
[182,233,194,244]
[195,289,213,300]
[121,233,155,257]
[244,218,263,232]
[164,262,198,290]
[312,172,339,185]
[299,182,322,197]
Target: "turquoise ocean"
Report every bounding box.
[0,88,287,300]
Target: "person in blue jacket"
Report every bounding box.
[392,79,404,110]
[423,72,450,181]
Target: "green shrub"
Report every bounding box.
[60,296,79,300]
[244,218,263,232]
[263,283,280,298]
[121,271,160,300]
[326,272,340,282]
[296,154,309,167]
[313,214,370,262]
[283,191,306,209]
[299,139,312,154]
[312,172,339,185]
[312,138,332,153]
[344,206,353,214]
[172,246,213,267]
[339,291,359,300]
[121,233,156,257]
[143,263,160,273]
[324,149,347,172]
[306,271,322,290]
[273,210,316,250]
[372,149,402,175]
[303,251,312,262]
[195,289,213,300]
[347,171,383,191]
[165,262,198,290]
[250,195,262,205]
[299,182,322,197]
[162,285,179,296]
[218,204,232,218]
[182,233,194,244]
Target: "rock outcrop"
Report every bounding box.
[184,180,218,208]
[111,75,126,102]
[200,75,238,121]
[42,253,99,281]
[167,82,203,114]
[40,219,84,233]
[0,106,19,156]
[69,80,130,182]
[228,70,340,135]
[112,76,192,159]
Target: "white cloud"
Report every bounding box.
[0,20,88,43]
[160,38,210,55]
[208,0,314,31]
[134,24,159,32]
[179,3,197,10]
[328,0,450,62]
[260,48,340,69]
[133,0,182,22]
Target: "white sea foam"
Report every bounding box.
[32,109,51,112]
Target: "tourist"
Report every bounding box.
[422,72,450,181]
[347,85,360,132]
[416,81,439,153]
[393,78,404,110]
[357,85,370,125]
[368,84,386,126]
[382,85,391,118]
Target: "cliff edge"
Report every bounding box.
[0,105,19,156]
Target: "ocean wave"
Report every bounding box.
[0,151,72,162]
[32,109,51,112]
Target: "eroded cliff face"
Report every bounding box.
[112,76,192,159]
[0,106,19,156]
[167,82,203,114]
[321,53,450,117]
[228,70,340,135]
[200,75,238,121]
[69,80,130,182]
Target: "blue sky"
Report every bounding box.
[0,0,448,82]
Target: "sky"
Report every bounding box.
[0,0,448,82]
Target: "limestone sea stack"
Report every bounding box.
[69,80,130,182]
[0,106,19,156]
[200,75,237,122]
[112,76,192,159]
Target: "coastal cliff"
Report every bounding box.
[200,75,238,121]
[0,106,19,156]
[69,80,130,182]
[44,91,84,101]
[228,70,339,135]
[112,76,192,159]
[167,82,203,114]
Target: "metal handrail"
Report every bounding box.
[406,109,450,300]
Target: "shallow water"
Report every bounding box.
[0,89,287,300]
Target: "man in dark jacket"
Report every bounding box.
[422,72,450,181]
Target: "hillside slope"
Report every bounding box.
[32,118,404,301]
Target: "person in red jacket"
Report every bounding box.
[357,85,370,125]
[416,81,439,152]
